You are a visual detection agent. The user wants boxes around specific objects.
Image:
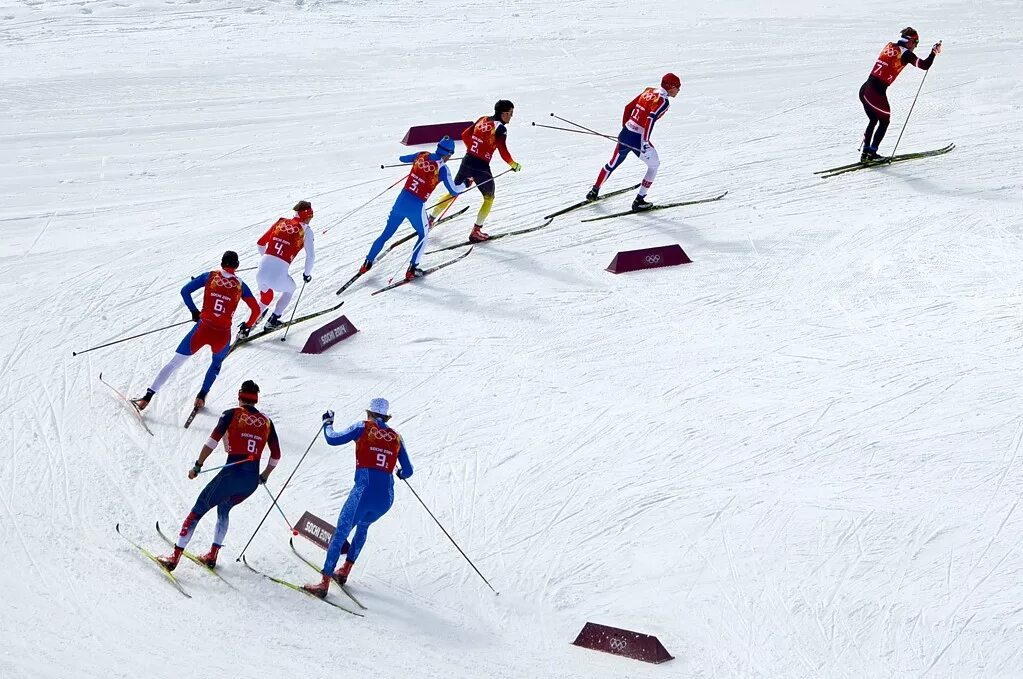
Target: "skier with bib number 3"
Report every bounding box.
[859,27,941,162]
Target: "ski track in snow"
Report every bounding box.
[3,0,1023,677]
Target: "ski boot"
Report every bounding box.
[197,544,220,569]
[157,546,184,572]
[331,560,354,587]
[264,313,284,331]
[469,224,490,243]
[427,214,437,228]
[405,264,426,281]
[632,196,654,211]
[359,259,373,275]
[131,389,155,412]
[585,185,600,201]
[303,574,331,599]
[860,146,882,163]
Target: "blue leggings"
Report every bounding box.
[175,463,258,549]
[366,191,429,267]
[322,473,394,574]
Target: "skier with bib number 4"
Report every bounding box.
[255,201,316,331]
[859,27,941,162]
[587,73,681,211]
[157,380,280,571]
[303,397,413,597]
[359,137,470,281]
[131,251,261,413]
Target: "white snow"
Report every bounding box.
[2,0,1023,677]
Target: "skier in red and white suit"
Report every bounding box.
[255,200,315,330]
[587,73,681,211]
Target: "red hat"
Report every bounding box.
[661,73,681,90]
[293,200,313,222]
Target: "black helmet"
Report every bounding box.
[222,250,240,269]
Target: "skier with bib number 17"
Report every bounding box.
[859,27,941,162]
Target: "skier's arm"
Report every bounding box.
[398,153,419,164]
[644,99,670,144]
[188,410,234,477]
[495,126,515,165]
[239,283,261,327]
[396,440,413,478]
[460,124,474,148]
[903,47,937,70]
[264,422,281,471]
[324,421,364,446]
[302,225,315,278]
[622,95,640,127]
[181,273,208,315]
[256,224,274,256]
[439,164,469,194]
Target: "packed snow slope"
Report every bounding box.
[2,0,1023,677]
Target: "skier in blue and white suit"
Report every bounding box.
[303,397,413,598]
[359,136,471,282]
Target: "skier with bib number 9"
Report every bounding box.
[859,27,941,161]
[303,397,413,597]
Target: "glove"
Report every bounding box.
[396,467,412,480]
[303,274,312,283]
[237,322,251,339]
[932,41,942,55]
[191,308,201,322]
[322,410,334,427]
[641,141,652,154]
[259,469,270,485]
[510,161,522,172]
[188,460,202,479]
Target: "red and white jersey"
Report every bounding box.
[354,419,403,473]
[209,405,280,466]
[257,216,315,277]
[404,152,443,200]
[200,270,243,330]
[623,87,671,142]
[870,42,910,85]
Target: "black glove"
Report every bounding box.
[396,467,412,480]
[191,308,201,322]
[237,322,251,339]
[303,274,312,283]
[189,460,203,479]
[322,410,334,427]
[259,469,270,485]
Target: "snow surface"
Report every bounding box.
[2,0,1023,677]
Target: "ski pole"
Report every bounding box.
[236,426,320,561]
[425,169,514,211]
[888,55,935,160]
[381,157,463,169]
[279,279,307,343]
[322,175,405,236]
[535,117,641,154]
[402,478,497,594]
[197,456,254,474]
[72,320,193,356]
[262,482,296,532]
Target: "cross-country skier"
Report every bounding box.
[359,137,469,281]
[430,99,522,243]
[303,397,413,597]
[586,73,681,211]
[255,201,315,330]
[859,27,942,161]
[132,251,260,413]
[157,380,280,570]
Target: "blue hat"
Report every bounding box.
[436,136,456,156]
[368,397,390,417]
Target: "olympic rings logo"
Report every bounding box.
[237,413,268,428]
[609,637,628,652]
[883,45,899,57]
[369,428,397,443]
[211,276,239,288]
[276,222,301,235]
[416,158,438,173]
[644,254,662,264]
[477,121,494,133]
